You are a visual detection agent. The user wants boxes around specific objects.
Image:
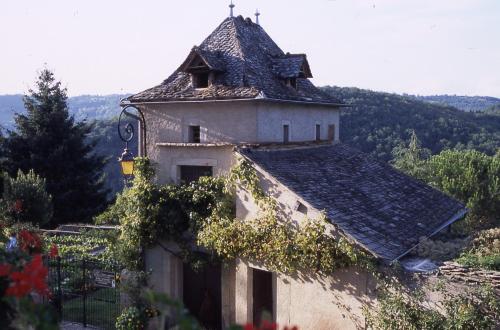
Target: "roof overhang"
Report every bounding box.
[121,97,346,108]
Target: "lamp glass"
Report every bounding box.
[121,159,134,176]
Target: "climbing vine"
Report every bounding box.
[198,158,371,274]
[98,157,371,274]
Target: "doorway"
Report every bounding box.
[252,269,274,326]
[183,263,222,330]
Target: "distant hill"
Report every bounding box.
[0,93,133,198]
[413,95,500,112]
[0,94,129,129]
[322,86,500,162]
[2,90,499,195]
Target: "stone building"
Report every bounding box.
[122,13,466,330]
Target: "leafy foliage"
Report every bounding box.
[322,86,500,162]
[98,157,370,274]
[456,228,500,271]
[115,306,147,330]
[392,134,498,232]
[365,285,499,330]
[2,69,108,227]
[0,228,58,329]
[97,158,227,270]
[425,150,499,227]
[198,159,371,274]
[1,170,53,227]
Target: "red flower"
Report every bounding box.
[18,230,42,254]
[6,254,49,298]
[0,263,12,277]
[49,244,58,258]
[13,199,23,213]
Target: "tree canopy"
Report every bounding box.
[2,69,108,227]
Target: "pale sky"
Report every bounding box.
[1,0,499,97]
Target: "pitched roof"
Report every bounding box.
[127,16,342,105]
[237,144,467,262]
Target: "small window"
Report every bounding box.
[315,124,321,141]
[189,125,201,143]
[283,124,290,143]
[180,166,212,184]
[193,72,209,88]
[286,77,297,89]
[294,201,308,214]
[328,124,335,142]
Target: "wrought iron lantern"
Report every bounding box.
[117,105,146,180]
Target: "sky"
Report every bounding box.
[1,0,499,97]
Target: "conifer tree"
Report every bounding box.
[4,69,108,227]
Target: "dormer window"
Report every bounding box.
[287,77,297,89]
[193,72,209,89]
[180,49,225,90]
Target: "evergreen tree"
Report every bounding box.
[391,130,431,180]
[3,69,108,227]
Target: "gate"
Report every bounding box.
[46,256,122,329]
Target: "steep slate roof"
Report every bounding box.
[127,16,342,105]
[238,144,467,262]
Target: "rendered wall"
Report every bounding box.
[234,162,377,329]
[137,101,340,183]
[256,102,340,143]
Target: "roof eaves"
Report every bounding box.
[390,207,468,263]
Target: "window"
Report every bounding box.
[283,124,290,143]
[193,72,209,88]
[315,124,321,141]
[180,166,212,184]
[328,124,335,142]
[286,77,297,89]
[188,125,201,143]
[294,201,308,214]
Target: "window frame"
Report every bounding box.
[188,125,201,143]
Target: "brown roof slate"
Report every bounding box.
[127,16,341,105]
[237,144,467,262]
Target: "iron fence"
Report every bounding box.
[45,256,122,329]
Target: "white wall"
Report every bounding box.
[137,100,340,184]
[234,160,376,329]
[257,102,340,143]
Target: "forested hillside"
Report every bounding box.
[322,86,500,162]
[2,90,499,195]
[0,94,128,128]
[414,94,500,112]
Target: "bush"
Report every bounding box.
[426,150,499,230]
[456,228,500,270]
[1,170,53,227]
[366,285,499,330]
[115,307,146,330]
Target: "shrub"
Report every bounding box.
[115,307,146,330]
[456,228,500,270]
[1,170,53,227]
[426,150,499,230]
[366,285,499,330]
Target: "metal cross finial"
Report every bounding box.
[229,0,235,17]
[255,9,260,25]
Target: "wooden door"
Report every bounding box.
[252,269,273,326]
[183,263,222,330]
